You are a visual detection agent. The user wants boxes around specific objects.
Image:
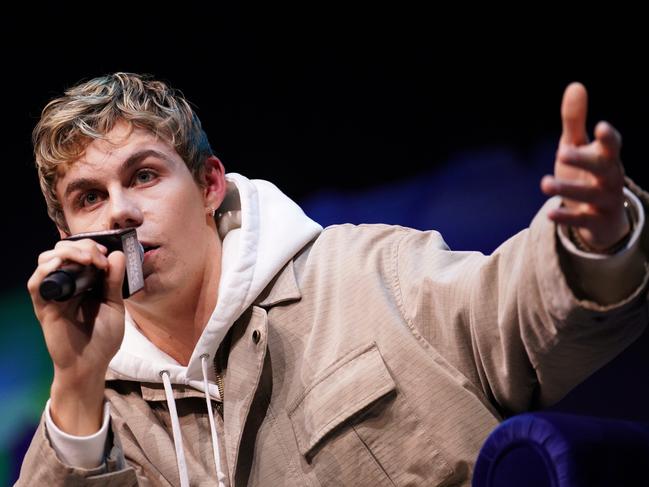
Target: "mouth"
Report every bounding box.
[140,241,158,250]
[140,243,160,258]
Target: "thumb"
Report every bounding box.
[560,82,589,146]
[104,250,126,305]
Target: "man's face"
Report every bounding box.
[55,121,223,301]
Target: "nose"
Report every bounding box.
[107,187,144,230]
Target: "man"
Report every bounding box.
[18,72,649,486]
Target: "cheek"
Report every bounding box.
[155,192,203,228]
[65,214,105,235]
[167,184,205,218]
[161,204,210,255]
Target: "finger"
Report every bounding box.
[40,241,109,270]
[540,175,615,208]
[546,205,599,229]
[104,251,126,305]
[27,256,63,299]
[560,82,589,146]
[594,120,622,161]
[556,144,617,179]
[54,239,108,255]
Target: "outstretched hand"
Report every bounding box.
[540,82,630,252]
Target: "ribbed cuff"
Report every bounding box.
[556,187,647,304]
[44,398,110,469]
[558,187,644,259]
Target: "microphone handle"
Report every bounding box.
[39,263,102,301]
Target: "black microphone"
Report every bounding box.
[39,228,145,301]
[39,262,103,301]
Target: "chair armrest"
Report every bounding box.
[472,412,649,487]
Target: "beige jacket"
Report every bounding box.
[18,179,649,486]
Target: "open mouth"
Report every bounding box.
[141,244,160,257]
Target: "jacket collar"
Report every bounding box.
[254,259,302,308]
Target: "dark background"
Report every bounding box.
[4,7,648,292]
[2,7,648,483]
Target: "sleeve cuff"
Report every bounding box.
[556,187,648,304]
[558,187,645,259]
[44,398,110,469]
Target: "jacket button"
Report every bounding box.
[252,329,261,344]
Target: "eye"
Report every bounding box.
[134,169,156,184]
[79,191,100,208]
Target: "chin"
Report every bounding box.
[126,276,155,302]
[133,272,175,301]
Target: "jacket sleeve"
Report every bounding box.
[394,179,649,416]
[15,407,143,486]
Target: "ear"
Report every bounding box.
[202,155,227,211]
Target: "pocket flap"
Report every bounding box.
[288,343,396,456]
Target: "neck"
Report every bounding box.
[125,241,221,366]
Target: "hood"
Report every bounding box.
[106,172,322,392]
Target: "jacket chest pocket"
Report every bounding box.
[288,343,454,487]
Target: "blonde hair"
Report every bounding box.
[33,72,213,232]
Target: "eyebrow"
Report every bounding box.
[63,149,173,201]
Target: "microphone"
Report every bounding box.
[39,262,104,301]
[39,228,145,301]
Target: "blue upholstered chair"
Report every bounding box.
[472,412,649,487]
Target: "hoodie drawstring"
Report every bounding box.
[201,354,228,486]
[160,363,227,487]
[161,370,190,487]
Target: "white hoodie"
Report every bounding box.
[44,173,323,485]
